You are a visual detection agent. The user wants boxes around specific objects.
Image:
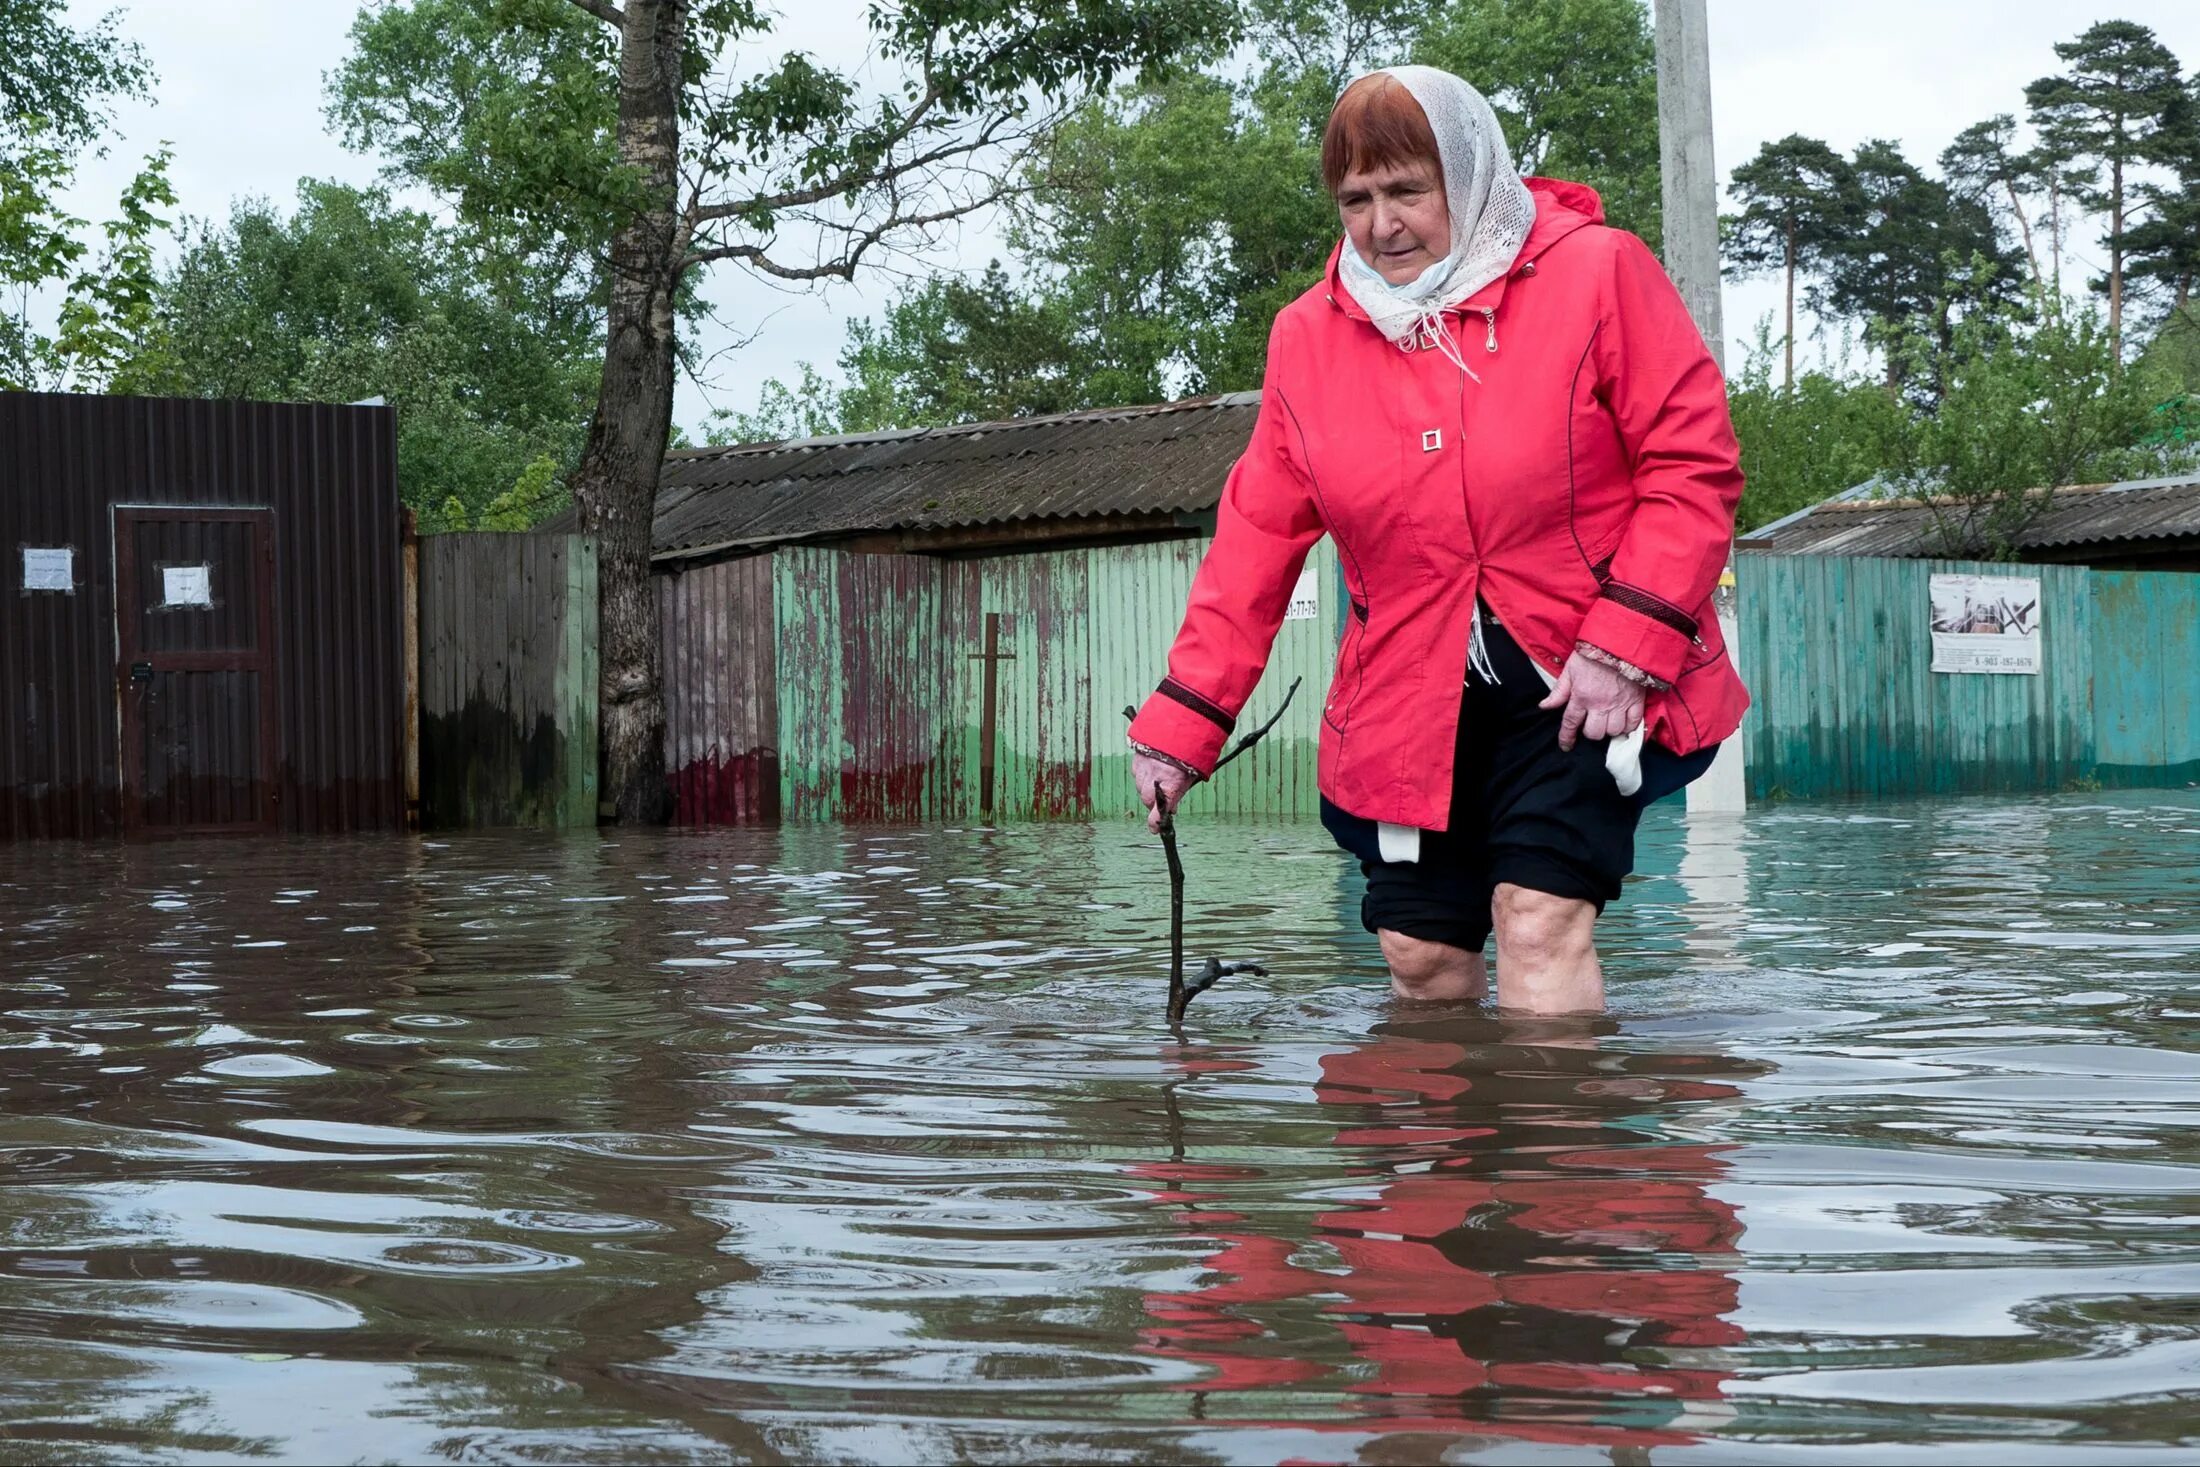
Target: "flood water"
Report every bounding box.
[2,792,2197,1463]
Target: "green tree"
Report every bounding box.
[2025,19,2187,358]
[0,0,150,155]
[748,0,1662,435]
[1414,0,1661,246]
[1885,300,2193,557]
[119,181,600,529]
[2123,77,2200,324]
[0,135,175,391]
[1723,134,1854,390]
[1820,138,2016,397]
[329,0,1230,823]
[1939,115,2045,290]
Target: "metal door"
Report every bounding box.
[114,507,280,836]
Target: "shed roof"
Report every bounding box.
[1739,473,2200,559]
[639,392,1260,563]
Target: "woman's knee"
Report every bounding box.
[1490,885,1596,966]
[1379,929,1487,998]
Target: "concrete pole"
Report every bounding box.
[1657,0,1748,816]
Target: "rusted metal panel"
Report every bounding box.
[0,391,405,840]
[653,535,1338,825]
[659,553,778,825]
[417,533,598,829]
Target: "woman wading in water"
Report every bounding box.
[1128,66,1748,1016]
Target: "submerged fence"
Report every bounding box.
[658,538,1340,825]
[1736,553,2200,800]
[418,533,599,829]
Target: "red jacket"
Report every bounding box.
[1130,178,1748,831]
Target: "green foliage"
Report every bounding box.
[118,181,599,530]
[1820,139,2019,393]
[703,362,848,445]
[0,135,175,391]
[1413,0,1661,247]
[2025,19,2189,348]
[1882,297,2196,557]
[1725,328,1905,532]
[0,0,151,155]
[328,0,616,325]
[734,0,1661,434]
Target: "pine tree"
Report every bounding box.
[1724,135,1856,390]
[1940,115,2043,289]
[2025,20,2186,357]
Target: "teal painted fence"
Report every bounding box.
[419,532,600,829]
[761,538,1339,823]
[1736,553,2198,799]
[2090,569,2200,787]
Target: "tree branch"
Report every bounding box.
[559,0,625,28]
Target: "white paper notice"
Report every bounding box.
[1284,563,1320,621]
[1930,572,2041,675]
[162,564,214,608]
[21,546,72,591]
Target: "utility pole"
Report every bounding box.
[1656,0,1724,371]
[1657,0,1748,815]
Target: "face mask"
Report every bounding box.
[1343,240,1457,301]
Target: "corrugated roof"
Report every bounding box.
[638,392,1260,562]
[1740,474,2200,558]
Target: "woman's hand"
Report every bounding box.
[1132,750,1200,832]
[1537,650,1646,751]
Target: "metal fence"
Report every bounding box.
[1735,552,2200,799]
[1,392,405,840]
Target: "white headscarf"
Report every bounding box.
[1334,66,1536,372]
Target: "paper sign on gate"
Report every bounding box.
[1284,563,1320,621]
[162,564,214,608]
[1929,572,2041,675]
[21,546,72,592]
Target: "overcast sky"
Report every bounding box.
[56,0,2200,433]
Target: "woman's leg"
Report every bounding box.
[1489,884,1603,1014]
[1378,929,1489,1002]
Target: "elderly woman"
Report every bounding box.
[1127,66,1748,1016]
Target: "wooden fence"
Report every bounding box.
[418,533,599,828]
[1736,553,2200,799]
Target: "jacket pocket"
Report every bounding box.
[1325,596,1369,733]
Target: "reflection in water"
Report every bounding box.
[1137,1022,1758,1455]
[0,793,2197,1462]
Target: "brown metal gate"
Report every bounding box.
[113,507,280,836]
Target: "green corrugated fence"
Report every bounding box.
[1736,552,2199,799]
[766,538,1338,822]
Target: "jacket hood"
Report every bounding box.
[1325,175,1607,322]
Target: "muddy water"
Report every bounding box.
[1,793,2196,1463]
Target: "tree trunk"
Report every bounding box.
[1782,219,1795,391]
[571,0,684,824]
[2108,156,2124,363]
[2002,178,2042,290]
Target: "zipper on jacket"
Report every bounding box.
[1481,308,1497,353]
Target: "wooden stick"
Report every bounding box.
[1211,676,1302,773]
[1155,780,1189,1026]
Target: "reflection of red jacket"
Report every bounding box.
[1135,1040,1746,1450]
[1129,178,1747,830]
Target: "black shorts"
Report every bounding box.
[1324,611,1642,952]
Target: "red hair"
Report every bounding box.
[1322,74,1441,195]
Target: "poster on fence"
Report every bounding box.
[1284,562,1320,621]
[1929,573,2042,675]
